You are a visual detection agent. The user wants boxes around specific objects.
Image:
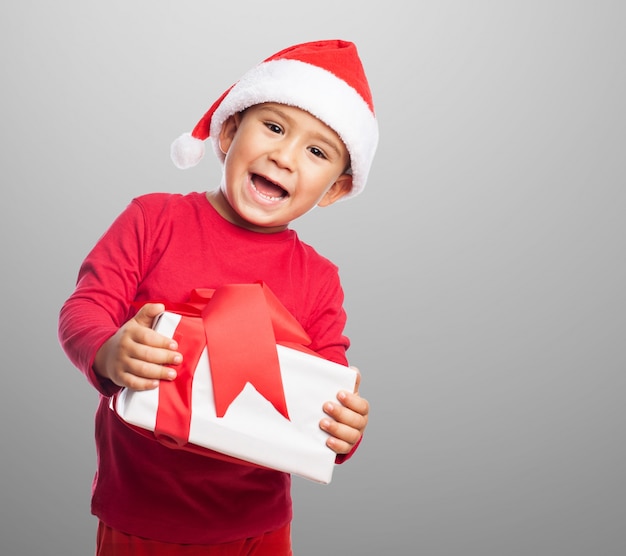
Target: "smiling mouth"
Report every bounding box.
[251,174,288,201]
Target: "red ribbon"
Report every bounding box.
[153,282,313,448]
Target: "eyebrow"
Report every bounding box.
[260,105,344,158]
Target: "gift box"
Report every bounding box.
[110,282,357,484]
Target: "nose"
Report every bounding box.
[269,139,298,171]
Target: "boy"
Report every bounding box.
[59,39,378,555]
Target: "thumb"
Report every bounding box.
[350,366,361,395]
[134,303,166,328]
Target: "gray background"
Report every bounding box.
[1,1,624,555]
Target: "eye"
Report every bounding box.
[308,146,328,159]
[264,122,283,134]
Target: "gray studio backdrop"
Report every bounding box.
[2,1,625,555]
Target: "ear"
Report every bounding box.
[317,173,354,207]
[218,113,242,154]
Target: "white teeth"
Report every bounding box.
[251,178,285,201]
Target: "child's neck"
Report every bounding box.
[205,189,288,234]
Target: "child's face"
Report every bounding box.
[216,103,352,233]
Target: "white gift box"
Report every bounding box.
[111,311,357,484]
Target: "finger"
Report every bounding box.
[120,358,179,390]
[335,390,370,417]
[133,303,166,329]
[132,341,182,369]
[120,367,170,391]
[323,406,368,438]
[137,325,181,353]
[319,418,362,454]
[350,366,361,394]
[320,417,363,443]
[325,436,354,455]
[116,322,180,364]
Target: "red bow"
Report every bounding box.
[153,282,313,447]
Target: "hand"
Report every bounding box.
[320,368,369,454]
[93,303,183,390]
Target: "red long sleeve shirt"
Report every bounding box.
[58,192,351,544]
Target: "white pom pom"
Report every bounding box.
[170,132,205,169]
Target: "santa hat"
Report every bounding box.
[171,40,378,199]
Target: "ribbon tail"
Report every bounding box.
[202,284,290,420]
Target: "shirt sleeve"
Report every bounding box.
[303,265,350,366]
[58,199,148,396]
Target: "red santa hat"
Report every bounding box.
[171,40,378,199]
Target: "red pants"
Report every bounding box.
[95,521,292,556]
